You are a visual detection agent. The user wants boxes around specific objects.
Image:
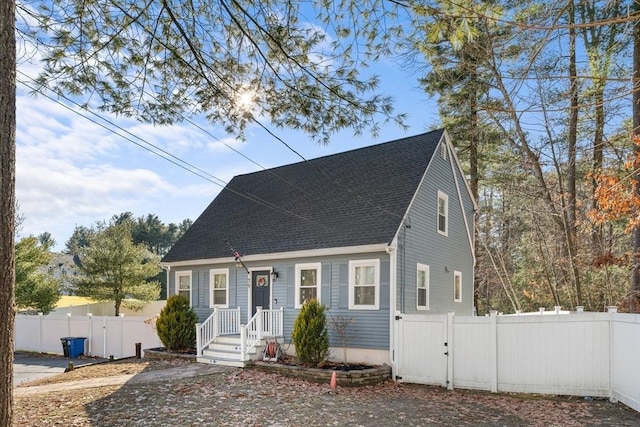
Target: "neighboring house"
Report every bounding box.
[161,129,476,369]
[47,253,82,295]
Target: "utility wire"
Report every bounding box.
[17,72,329,229]
[15,5,423,225]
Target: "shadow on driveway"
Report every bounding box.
[13,352,108,387]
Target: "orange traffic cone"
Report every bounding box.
[330,370,337,391]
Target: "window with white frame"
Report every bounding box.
[437,191,448,236]
[454,270,462,302]
[176,271,192,305]
[295,263,321,308]
[417,264,429,310]
[349,259,380,310]
[210,268,229,308]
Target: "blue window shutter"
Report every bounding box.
[380,260,390,309]
[229,269,236,308]
[338,263,348,309]
[193,271,199,307]
[321,264,331,308]
[287,266,295,308]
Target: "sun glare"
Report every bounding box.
[236,89,255,112]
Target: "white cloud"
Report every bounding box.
[206,136,245,154]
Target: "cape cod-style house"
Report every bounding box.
[160,129,476,372]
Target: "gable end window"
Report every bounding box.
[210,268,229,308]
[175,271,192,305]
[454,270,462,302]
[417,264,430,310]
[437,191,448,236]
[295,263,321,308]
[348,259,380,310]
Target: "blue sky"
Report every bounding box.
[16,41,441,252]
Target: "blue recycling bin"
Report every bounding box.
[61,337,86,358]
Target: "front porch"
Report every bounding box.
[196,307,284,367]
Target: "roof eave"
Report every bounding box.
[160,243,391,268]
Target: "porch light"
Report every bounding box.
[271,268,279,282]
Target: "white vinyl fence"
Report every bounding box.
[14,314,162,359]
[395,309,640,413]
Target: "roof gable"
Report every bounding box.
[162,129,444,262]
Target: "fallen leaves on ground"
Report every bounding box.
[13,362,640,426]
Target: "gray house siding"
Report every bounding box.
[273,252,391,350]
[397,138,475,316]
[168,251,391,351]
[168,265,240,321]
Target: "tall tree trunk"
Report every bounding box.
[632,0,640,313]
[470,83,480,313]
[0,0,17,423]
[567,0,582,307]
[591,90,605,250]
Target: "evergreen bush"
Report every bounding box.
[291,299,330,366]
[155,294,198,352]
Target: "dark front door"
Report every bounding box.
[252,270,271,316]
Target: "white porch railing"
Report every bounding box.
[196,307,241,357]
[240,307,284,361]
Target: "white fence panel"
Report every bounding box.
[122,317,161,357]
[14,315,42,352]
[452,316,492,391]
[496,314,610,397]
[396,312,627,401]
[40,316,72,354]
[15,314,161,359]
[611,313,640,412]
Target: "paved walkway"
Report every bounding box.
[14,363,231,397]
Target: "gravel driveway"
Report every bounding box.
[13,358,640,426]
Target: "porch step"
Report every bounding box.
[202,338,243,365]
[196,355,246,368]
[197,335,265,368]
[202,344,241,359]
[203,337,261,357]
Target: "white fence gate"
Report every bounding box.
[395,310,640,413]
[14,314,162,359]
[394,313,448,387]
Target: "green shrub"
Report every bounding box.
[156,295,198,352]
[291,299,330,366]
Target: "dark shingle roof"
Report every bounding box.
[162,129,443,262]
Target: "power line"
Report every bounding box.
[16,72,329,229]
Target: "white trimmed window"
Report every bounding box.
[437,191,448,236]
[454,270,462,302]
[175,271,192,305]
[417,264,430,310]
[349,259,380,310]
[295,263,321,308]
[210,268,229,308]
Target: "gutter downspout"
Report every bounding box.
[163,265,171,299]
[386,242,398,380]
